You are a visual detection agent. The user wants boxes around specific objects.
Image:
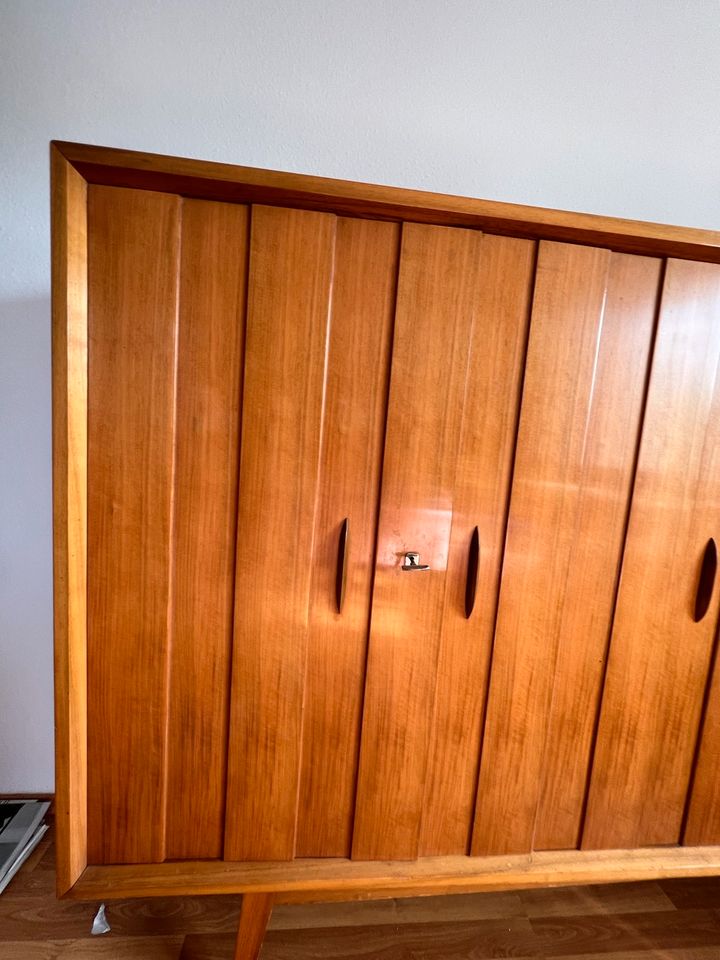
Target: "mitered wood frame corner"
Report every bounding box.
[52,140,720,261]
[51,139,720,905]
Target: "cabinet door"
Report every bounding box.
[352,224,535,860]
[584,259,720,850]
[224,207,398,860]
[472,242,659,856]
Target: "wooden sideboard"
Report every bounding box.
[52,140,720,958]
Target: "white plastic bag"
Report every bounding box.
[91,902,111,935]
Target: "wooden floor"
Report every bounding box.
[3,828,720,958]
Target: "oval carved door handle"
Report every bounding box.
[335,518,349,614]
[694,537,717,623]
[465,526,480,619]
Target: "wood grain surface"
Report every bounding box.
[223,205,336,860]
[419,235,535,856]
[584,259,720,849]
[352,222,485,860]
[86,185,181,864]
[533,252,662,851]
[233,893,274,960]
[473,243,659,856]
[165,200,249,859]
[295,218,399,857]
[54,140,720,263]
[685,615,720,844]
[51,146,88,893]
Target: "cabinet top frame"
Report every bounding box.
[52,140,720,262]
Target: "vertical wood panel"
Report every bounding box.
[224,205,336,861]
[87,185,181,864]
[533,253,660,851]
[684,620,720,845]
[295,218,399,858]
[352,223,483,861]
[419,235,535,856]
[164,200,248,859]
[584,259,720,850]
[472,243,658,856]
[51,147,88,892]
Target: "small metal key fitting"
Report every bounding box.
[402,552,430,571]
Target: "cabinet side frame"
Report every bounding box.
[51,143,89,895]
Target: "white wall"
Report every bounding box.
[2,0,720,792]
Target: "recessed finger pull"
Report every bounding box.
[335,518,349,613]
[694,537,717,623]
[402,552,430,571]
[465,526,480,619]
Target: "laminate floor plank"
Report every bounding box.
[270,890,525,930]
[519,881,675,917]
[553,951,720,960]
[0,895,99,940]
[85,896,242,936]
[0,937,184,959]
[393,891,527,924]
[180,933,236,960]
[179,945,720,960]
[268,899,399,930]
[186,920,542,960]
[659,876,720,910]
[0,893,241,940]
[531,908,720,956]
[4,842,56,895]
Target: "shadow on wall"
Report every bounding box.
[0,296,55,793]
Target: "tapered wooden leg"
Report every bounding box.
[234,893,274,960]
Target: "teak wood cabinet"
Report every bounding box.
[53,142,720,959]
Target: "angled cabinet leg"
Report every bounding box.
[234,893,274,960]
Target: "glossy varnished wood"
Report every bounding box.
[419,235,535,856]
[685,623,720,844]
[534,252,662,851]
[473,243,659,856]
[584,260,720,849]
[352,222,485,860]
[53,140,720,263]
[165,200,249,859]
[86,185,181,864]
[224,206,336,860]
[51,145,88,893]
[295,218,399,857]
[234,894,274,960]
[67,845,720,901]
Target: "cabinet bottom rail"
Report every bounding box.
[64,844,720,902]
